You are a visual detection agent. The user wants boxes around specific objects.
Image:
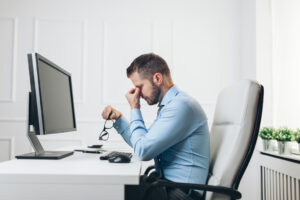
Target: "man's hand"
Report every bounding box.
[102,105,122,120]
[125,87,141,109]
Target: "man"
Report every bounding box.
[102,53,209,200]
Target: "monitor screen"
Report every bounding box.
[28,53,76,135]
[37,59,75,133]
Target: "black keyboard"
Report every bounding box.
[99,151,132,160]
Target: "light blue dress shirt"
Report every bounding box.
[113,85,210,187]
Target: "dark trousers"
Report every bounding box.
[125,173,202,200]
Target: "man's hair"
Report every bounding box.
[127,53,171,81]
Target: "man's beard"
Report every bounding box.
[146,82,161,105]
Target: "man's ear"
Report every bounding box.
[153,73,163,86]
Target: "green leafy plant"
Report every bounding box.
[294,128,300,143]
[274,127,293,142]
[259,127,274,140]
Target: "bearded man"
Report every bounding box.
[102,53,210,200]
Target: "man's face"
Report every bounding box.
[129,71,161,105]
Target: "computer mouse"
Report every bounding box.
[108,154,131,163]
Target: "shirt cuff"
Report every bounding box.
[113,116,129,134]
[130,108,143,122]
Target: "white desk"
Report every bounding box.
[0,151,141,200]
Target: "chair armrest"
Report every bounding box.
[149,180,242,199]
[144,165,155,175]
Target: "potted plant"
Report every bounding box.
[294,128,300,153]
[259,127,274,151]
[274,127,293,154]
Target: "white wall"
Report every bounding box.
[0,0,257,199]
[256,0,300,129]
[271,0,300,129]
[256,0,273,127]
[253,0,300,199]
[0,0,255,155]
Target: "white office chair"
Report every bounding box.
[144,80,264,200]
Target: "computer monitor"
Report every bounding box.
[16,53,76,159]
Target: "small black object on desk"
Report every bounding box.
[100,151,132,160]
[74,149,102,154]
[100,151,132,163]
[108,154,131,163]
[87,144,103,149]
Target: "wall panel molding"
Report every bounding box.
[100,21,106,105]
[33,18,87,104]
[170,21,174,71]
[0,137,15,161]
[80,19,87,104]
[152,20,173,70]
[150,22,154,52]
[102,21,153,105]
[0,118,99,124]
[0,118,26,122]
[0,17,17,103]
[38,138,83,150]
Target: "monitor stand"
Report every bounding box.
[15,92,74,160]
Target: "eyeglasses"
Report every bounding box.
[99,112,115,141]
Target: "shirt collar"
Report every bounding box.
[159,85,179,107]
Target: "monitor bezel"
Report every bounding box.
[28,53,77,135]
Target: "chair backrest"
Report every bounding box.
[206,80,264,200]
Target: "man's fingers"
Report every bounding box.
[129,88,136,94]
[110,112,116,120]
[101,106,121,120]
[134,87,140,95]
[102,106,112,119]
[106,110,112,119]
[101,109,107,119]
[110,112,114,119]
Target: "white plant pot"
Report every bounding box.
[271,139,278,151]
[298,143,300,153]
[277,141,289,154]
[262,139,271,151]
